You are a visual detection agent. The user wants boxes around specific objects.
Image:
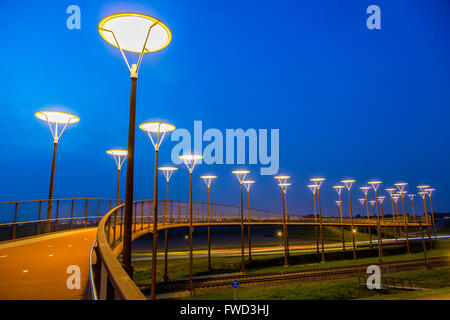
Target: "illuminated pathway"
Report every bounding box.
[0,228,96,300]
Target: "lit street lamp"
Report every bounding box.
[35,111,80,233]
[278,182,292,266]
[233,170,250,273]
[425,188,437,240]
[242,180,255,262]
[180,154,203,295]
[159,166,178,282]
[385,188,399,244]
[307,184,320,255]
[407,194,416,218]
[200,175,217,271]
[417,185,432,247]
[341,179,357,259]
[106,149,127,205]
[333,185,346,251]
[311,178,325,263]
[368,181,383,258]
[99,12,172,277]
[360,186,373,249]
[395,183,410,254]
[140,122,175,298]
[377,196,386,238]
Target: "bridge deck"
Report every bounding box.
[0,228,96,300]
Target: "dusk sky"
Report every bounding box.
[1,0,449,216]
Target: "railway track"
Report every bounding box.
[138,256,449,294]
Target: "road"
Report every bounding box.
[0,228,96,300]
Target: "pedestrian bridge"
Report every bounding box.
[0,198,432,300]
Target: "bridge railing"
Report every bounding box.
[0,198,124,241]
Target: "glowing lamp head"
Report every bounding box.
[35,110,80,124]
[307,184,318,194]
[278,182,291,193]
[417,185,430,192]
[232,170,250,184]
[377,196,385,204]
[179,154,203,172]
[139,122,175,150]
[98,13,172,53]
[242,180,255,192]
[358,198,365,205]
[200,175,217,188]
[341,179,356,190]
[394,182,408,192]
[368,181,382,191]
[310,178,325,189]
[333,185,345,195]
[425,188,435,196]
[106,149,127,170]
[360,186,371,196]
[158,166,178,182]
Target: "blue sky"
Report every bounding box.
[0,0,449,216]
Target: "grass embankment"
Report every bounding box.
[132,240,449,286]
[188,266,450,300]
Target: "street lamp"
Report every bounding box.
[333,185,346,251]
[233,170,251,273]
[385,188,399,244]
[417,185,432,247]
[395,183,410,254]
[425,188,437,241]
[368,181,383,257]
[159,166,178,282]
[377,196,386,239]
[278,182,292,266]
[180,154,203,295]
[35,110,80,233]
[242,180,255,262]
[200,175,217,271]
[99,12,172,278]
[341,179,357,259]
[358,198,365,216]
[140,121,175,298]
[407,194,416,218]
[106,149,127,205]
[360,186,373,249]
[307,184,320,255]
[311,178,325,263]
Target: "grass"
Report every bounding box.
[186,266,450,300]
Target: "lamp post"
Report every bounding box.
[106,149,127,205]
[341,180,357,260]
[425,188,437,241]
[278,182,292,266]
[360,186,373,249]
[140,122,175,299]
[307,184,320,255]
[311,178,325,263]
[99,12,172,277]
[417,185,432,248]
[200,175,217,271]
[377,196,386,238]
[158,166,178,282]
[242,180,255,262]
[233,170,250,273]
[368,181,383,258]
[385,188,398,244]
[333,185,346,251]
[395,183,410,254]
[358,198,365,216]
[35,111,79,233]
[407,194,416,218]
[180,154,203,295]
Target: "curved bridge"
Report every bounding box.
[0,198,432,300]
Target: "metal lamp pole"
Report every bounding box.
[243,180,255,262]
[180,154,203,295]
[333,185,346,251]
[311,178,325,263]
[386,188,398,245]
[99,12,172,277]
[360,186,373,249]
[159,166,178,282]
[200,175,217,271]
[233,170,250,273]
[278,182,292,266]
[425,188,437,240]
[307,184,320,255]
[106,149,127,206]
[368,181,383,259]
[417,185,432,248]
[140,122,175,300]
[394,183,410,254]
[341,180,357,260]
[35,111,79,233]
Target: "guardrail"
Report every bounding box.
[90,199,430,300]
[0,198,124,241]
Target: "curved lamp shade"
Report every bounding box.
[139,122,176,133]
[35,111,80,124]
[106,149,128,156]
[99,13,172,53]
